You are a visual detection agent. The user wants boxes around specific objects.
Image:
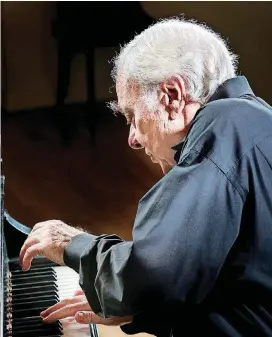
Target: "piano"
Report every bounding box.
[1,165,152,337]
[0,165,99,337]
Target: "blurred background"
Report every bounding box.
[1,1,272,239]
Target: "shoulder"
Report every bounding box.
[180,96,272,174]
[205,96,272,124]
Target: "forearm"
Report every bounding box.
[64,233,173,335]
[63,232,137,318]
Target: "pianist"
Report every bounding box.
[20,18,272,337]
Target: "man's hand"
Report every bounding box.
[41,290,132,326]
[19,220,83,271]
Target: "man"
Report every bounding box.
[20,18,272,336]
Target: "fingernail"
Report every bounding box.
[40,311,46,317]
[77,312,84,322]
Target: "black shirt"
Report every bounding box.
[64,76,272,337]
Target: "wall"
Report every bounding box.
[2,1,272,111]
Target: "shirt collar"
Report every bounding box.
[171,76,254,163]
[172,141,185,163]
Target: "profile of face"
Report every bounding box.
[115,75,199,175]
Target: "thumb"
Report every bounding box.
[75,311,100,324]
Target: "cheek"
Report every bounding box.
[136,115,158,139]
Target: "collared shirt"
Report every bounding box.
[64,76,272,337]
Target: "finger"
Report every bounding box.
[74,289,84,296]
[19,237,40,269]
[42,301,90,323]
[75,312,132,326]
[40,296,84,318]
[75,311,99,325]
[21,243,45,271]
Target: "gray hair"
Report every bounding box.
[111,17,238,105]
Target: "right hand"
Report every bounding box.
[41,290,133,326]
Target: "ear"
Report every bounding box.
[159,75,187,119]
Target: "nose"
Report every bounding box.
[128,125,143,150]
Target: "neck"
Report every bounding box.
[168,102,201,164]
[174,102,201,144]
[184,102,201,129]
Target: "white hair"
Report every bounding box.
[111,17,238,105]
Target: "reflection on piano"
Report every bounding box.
[1,170,98,337]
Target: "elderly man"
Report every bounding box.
[20,18,272,337]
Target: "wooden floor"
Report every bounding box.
[2,106,162,240]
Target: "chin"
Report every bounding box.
[150,156,158,163]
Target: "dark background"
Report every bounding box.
[1,1,272,239]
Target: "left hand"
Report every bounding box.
[19,220,83,271]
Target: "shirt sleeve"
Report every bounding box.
[64,151,244,333]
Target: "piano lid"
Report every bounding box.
[4,211,31,236]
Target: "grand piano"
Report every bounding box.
[0,163,99,337]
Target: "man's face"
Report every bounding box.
[116,78,178,175]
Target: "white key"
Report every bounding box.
[53,266,92,336]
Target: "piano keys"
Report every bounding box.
[6,258,98,337]
[7,258,151,337]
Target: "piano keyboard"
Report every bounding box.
[6,259,97,337]
[6,259,152,337]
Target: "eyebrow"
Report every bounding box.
[107,101,134,121]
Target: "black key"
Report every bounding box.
[11,325,61,337]
[12,284,58,300]
[7,322,62,337]
[12,283,58,295]
[11,320,44,330]
[12,320,62,331]
[12,278,57,289]
[9,258,57,271]
[13,304,58,318]
[11,267,55,277]
[29,261,58,269]
[12,293,59,305]
[10,266,56,275]
[12,272,56,282]
[12,316,46,326]
[31,258,57,267]
[12,273,57,286]
[12,270,56,280]
[13,298,58,311]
